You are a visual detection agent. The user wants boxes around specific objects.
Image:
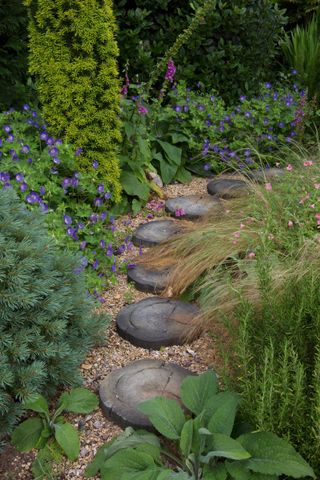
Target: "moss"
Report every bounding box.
[24,0,122,200]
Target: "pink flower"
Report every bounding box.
[316,213,320,220]
[286,164,293,171]
[138,104,148,114]
[232,240,238,245]
[314,183,320,190]
[240,223,245,229]
[288,220,294,227]
[310,204,315,209]
[268,233,274,240]
[248,252,256,258]
[233,231,241,238]
[265,183,272,191]
[165,59,176,83]
[303,160,313,167]
[175,208,185,217]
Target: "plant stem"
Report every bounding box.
[161,448,185,469]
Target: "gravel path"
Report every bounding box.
[0,177,225,480]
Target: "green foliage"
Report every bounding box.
[274,0,320,24]
[0,110,130,293]
[85,371,314,480]
[12,388,98,479]
[120,79,300,204]
[24,0,122,198]
[282,11,320,99]
[0,189,108,438]
[115,0,287,101]
[0,0,32,109]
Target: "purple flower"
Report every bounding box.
[49,147,59,157]
[50,168,58,175]
[100,239,106,248]
[0,172,10,182]
[0,139,2,147]
[92,160,99,169]
[97,184,104,193]
[20,182,28,192]
[174,105,182,113]
[26,191,40,204]
[31,111,37,118]
[27,157,33,164]
[92,259,100,270]
[244,149,251,157]
[90,213,98,224]
[62,178,71,188]
[104,192,111,200]
[71,177,79,188]
[40,202,49,213]
[55,139,62,145]
[127,263,136,269]
[147,213,153,219]
[75,147,83,156]
[292,69,298,75]
[100,211,107,221]
[164,59,176,83]
[52,157,60,165]
[78,222,85,230]
[106,246,113,257]
[23,104,30,111]
[46,137,55,145]
[66,226,78,239]
[175,208,185,217]
[94,198,103,207]
[3,125,11,133]
[80,241,87,250]
[245,111,251,118]
[7,134,14,143]
[15,173,24,183]
[111,262,116,273]
[80,256,88,267]
[240,95,246,102]
[64,214,72,225]
[203,163,211,171]
[265,82,271,89]
[138,104,148,114]
[40,132,48,141]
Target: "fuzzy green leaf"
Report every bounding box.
[58,388,98,414]
[100,449,156,478]
[23,394,49,416]
[157,140,182,165]
[180,371,218,415]
[12,417,44,452]
[54,423,80,461]
[207,393,240,436]
[238,432,315,478]
[138,397,185,440]
[201,433,251,462]
[226,461,278,480]
[202,464,227,480]
[180,419,194,457]
[121,171,150,200]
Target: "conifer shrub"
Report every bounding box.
[0,189,109,438]
[24,0,122,200]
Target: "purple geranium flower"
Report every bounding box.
[92,160,99,169]
[97,184,104,193]
[40,132,48,141]
[46,137,55,145]
[23,104,30,111]
[7,134,14,143]
[64,214,72,225]
[100,239,106,248]
[39,186,46,196]
[49,147,59,157]
[79,241,87,250]
[94,198,103,207]
[26,192,40,204]
[20,182,28,192]
[75,147,83,156]
[92,259,100,270]
[100,211,107,221]
[15,173,24,183]
[3,125,11,133]
[138,104,148,114]
[90,213,98,224]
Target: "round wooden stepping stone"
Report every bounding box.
[127,264,170,293]
[99,359,192,429]
[132,219,182,247]
[247,168,285,183]
[207,178,249,199]
[165,195,221,219]
[116,297,200,349]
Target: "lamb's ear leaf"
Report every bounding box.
[11,417,44,452]
[138,396,185,440]
[23,394,49,416]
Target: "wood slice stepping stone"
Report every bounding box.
[116,297,200,349]
[99,359,193,429]
[247,168,285,183]
[127,264,171,293]
[165,195,221,220]
[207,178,250,199]
[132,219,182,247]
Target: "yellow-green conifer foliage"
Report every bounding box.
[24,0,122,200]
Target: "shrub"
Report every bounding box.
[0,109,131,295]
[24,0,122,199]
[0,0,31,109]
[274,0,320,25]
[0,188,109,437]
[115,0,287,101]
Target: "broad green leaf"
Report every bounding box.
[201,433,251,462]
[58,388,98,414]
[203,392,238,423]
[180,371,218,415]
[137,137,152,162]
[23,394,49,416]
[175,167,192,184]
[207,393,240,436]
[170,133,190,144]
[12,417,44,452]
[54,422,80,460]
[101,449,156,479]
[226,461,278,480]
[158,472,191,480]
[138,397,185,440]
[132,199,143,216]
[202,464,227,480]
[180,419,193,457]
[121,171,150,200]
[159,160,178,184]
[238,432,315,478]
[157,140,182,165]
[124,467,173,480]
[85,443,108,477]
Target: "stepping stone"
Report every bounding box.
[165,195,221,220]
[127,264,171,293]
[99,359,193,429]
[116,297,200,349]
[132,219,182,247]
[207,178,249,199]
[247,168,285,183]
